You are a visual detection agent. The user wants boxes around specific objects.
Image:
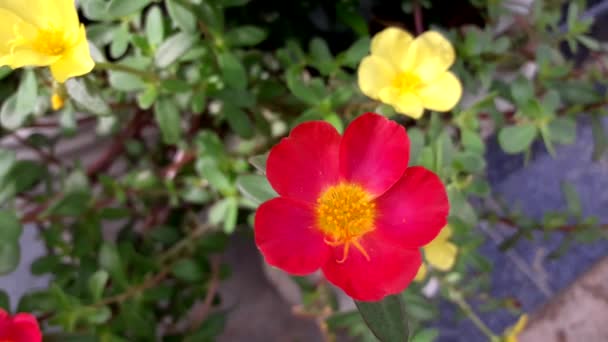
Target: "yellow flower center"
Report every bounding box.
[391,71,422,92]
[32,26,69,56]
[315,183,376,263]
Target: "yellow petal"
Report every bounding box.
[379,88,424,119]
[417,72,462,112]
[425,241,457,271]
[0,0,79,30]
[358,55,396,99]
[504,315,528,342]
[402,31,455,83]
[371,27,413,68]
[414,263,427,282]
[50,26,95,83]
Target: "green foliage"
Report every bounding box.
[0,0,606,340]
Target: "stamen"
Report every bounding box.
[336,243,351,264]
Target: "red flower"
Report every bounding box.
[254,112,449,301]
[0,309,41,342]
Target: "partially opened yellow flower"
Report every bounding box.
[415,225,458,281]
[503,315,528,342]
[0,0,95,83]
[358,27,462,119]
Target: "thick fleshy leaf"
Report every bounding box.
[370,27,413,69]
[357,56,395,99]
[375,166,449,248]
[322,233,421,301]
[355,294,409,341]
[401,31,455,83]
[339,113,409,196]
[50,26,95,83]
[417,72,462,112]
[254,198,330,275]
[266,121,341,203]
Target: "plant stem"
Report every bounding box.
[94,62,158,82]
[413,0,424,35]
[442,280,500,341]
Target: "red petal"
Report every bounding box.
[339,113,409,196]
[322,233,421,301]
[375,166,449,248]
[11,313,42,342]
[266,121,341,203]
[254,197,330,275]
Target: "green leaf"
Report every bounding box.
[411,328,439,342]
[196,159,232,194]
[355,295,409,342]
[224,197,238,233]
[462,129,485,154]
[98,243,127,288]
[249,154,268,174]
[106,0,151,17]
[561,181,581,217]
[154,98,182,145]
[15,69,38,121]
[225,26,268,47]
[44,191,90,217]
[510,77,534,107]
[453,151,486,173]
[30,255,61,275]
[549,117,576,145]
[236,174,277,205]
[217,52,247,89]
[447,186,478,227]
[137,85,158,109]
[407,128,424,166]
[167,0,197,33]
[498,124,538,154]
[145,5,164,45]
[0,290,9,310]
[219,0,250,7]
[223,103,254,138]
[0,96,20,130]
[286,66,321,105]
[0,241,20,275]
[309,37,334,75]
[0,211,22,242]
[340,37,370,68]
[65,79,111,116]
[109,71,147,91]
[110,24,130,58]
[591,114,608,161]
[172,259,204,283]
[155,32,197,68]
[88,270,109,301]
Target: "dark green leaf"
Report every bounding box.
[340,37,370,68]
[154,97,182,145]
[15,69,38,124]
[0,241,20,275]
[98,243,127,288]
[286,66,321,105]
[88,270,109,301]
[561,181,581,217]
[0,290,9,310]
[498,124,537,154]
[145,5,165,45]
[167,0,197,33]
[236,174,277,205]
[223,103,254,138]
[408,128,424,166]
[106,0,151,17]
[309,37,334,75]
[218,52,247,89]
[225,26,268,47]
[155,33,197,68]
[0,211,22,242]
[355,295,409,342]
[549,117,576,145]
[172,259,204,283]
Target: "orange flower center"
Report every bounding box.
[391,71,422,92]
[315,183,376,263]
[33,26,69,56]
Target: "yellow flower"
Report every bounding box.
[0,0,95,83]
[415,225,458,281]
[358,27,462,119]
[503,315,528,342]
[51,92,64,111]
